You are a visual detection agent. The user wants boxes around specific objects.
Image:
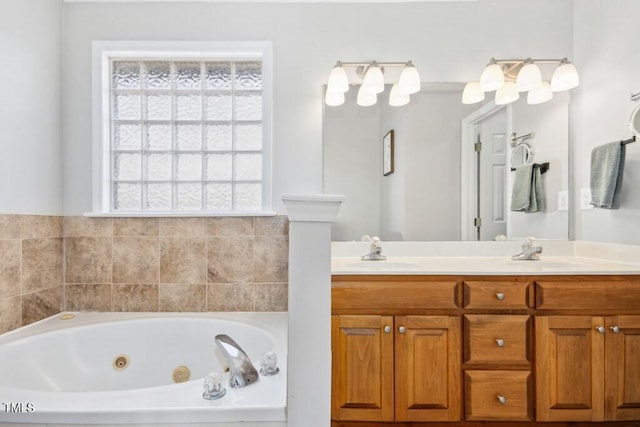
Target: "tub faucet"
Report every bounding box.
[512,237,543,261]
[214,334,259,388]
[362,236,386,261]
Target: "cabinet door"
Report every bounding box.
[605,315,640,420]
[536,316,605,422]
[331,315,394,422]
[395,315,461,422]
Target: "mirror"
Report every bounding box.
[630,104,640,136]
[511,143,533,168]
[323,83,570,241]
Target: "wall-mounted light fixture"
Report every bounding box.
[463,57,579,106]
[325,60,421,107]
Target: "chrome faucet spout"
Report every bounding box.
[361,236,386,261]
[214,334,259,388]
[512,237,543,261]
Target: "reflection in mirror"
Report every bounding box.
[630,104,640,136]
[511,143,533,168]
[323,83,570,242]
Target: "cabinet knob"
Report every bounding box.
[398,326,406,334]
[610,325,621,334]
[383,325,391,334]
[495,292,505,301]
[497,394,507,405]
[595,326,605,334]
[496,338,505,347]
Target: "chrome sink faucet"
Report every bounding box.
[512,237,543,261]
[362,236,386,261]
[214,334,259,388]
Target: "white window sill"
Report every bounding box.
[83,211,277,218]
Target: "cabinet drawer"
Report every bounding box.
[463,280,530,309]
[464,315,531,365]
[536,278,640,310]
[465,370,532,421]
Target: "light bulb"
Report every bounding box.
[462,82,485,104]
[480,59,504,92]
[327,62,349,94]
[397,62,421,95]
[362,63,385,94]
[325,89,345,106]
[551,59,579,91]
[495,81,519,105]
[357,84,377,106]
[527,81,553,105]
[516,59,542,92]
[389,84,410,106]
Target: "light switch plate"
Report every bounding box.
[580,188,594,210]
[558,191,569,211]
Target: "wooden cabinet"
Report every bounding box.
[331,314,461,422]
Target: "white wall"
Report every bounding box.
[0,0,63,214]
[573,0,640,244]
[61,0,574,215]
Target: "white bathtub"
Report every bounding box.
[0,312,287,426]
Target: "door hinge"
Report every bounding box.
[474,142,482,152]
[474,217,482,227]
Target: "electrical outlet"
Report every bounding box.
[580,188,594,210]
[557,191,569,211]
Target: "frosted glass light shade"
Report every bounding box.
[362,65,385,94]
[462,82,485,104]
[357,84,377,106]
[389,84,410,106]
[516,61,542,92]
[480,63,504,92]
[325,89,345,106]
[551,61,579,91]
[527,81,553,105]
[397,64,421,95]
[495,81,519,105]
[327,64,349,94]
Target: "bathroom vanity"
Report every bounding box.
[330,243,640,426]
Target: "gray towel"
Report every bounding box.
[511,164,546,213]
[590,141,625,209]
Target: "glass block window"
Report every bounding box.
[108,58,266,213]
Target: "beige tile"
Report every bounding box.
[207,237,253,283]
[22,286,63,325]
[113,217,159,236]
[64,216,112,237]
[160,238,206,284]
[65,237,112,284]
[0,240,21,299]
[159,284,206,312]
[65,284,112,311]
[22,215,63,238]
[22,238,63,293]
[159,218,205,237]
[0,215,22,239]
[113,237,159,284]
[253,283,288,312]
[206,217,253,237]
[207,283,254,311]
[112,284,158,312]
[254,216,289,236]
[0,296,21,334]
[253,236,288,282]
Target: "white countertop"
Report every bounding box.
[331,241,640,276]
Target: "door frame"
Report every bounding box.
[460,102,512,241]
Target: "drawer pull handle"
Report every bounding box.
[496,338,505,347]
[595,326,605,334]
[495,292,505,300]
[610,325,621,334]
[384,325,391,334]
[398,326,406,334]
[497,394,507,405]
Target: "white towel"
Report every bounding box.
[590,141,625,209]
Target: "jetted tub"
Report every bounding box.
[0,312,287,426]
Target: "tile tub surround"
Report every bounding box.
[0,215,289,335]
[0,215,64,334]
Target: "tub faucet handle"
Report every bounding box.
[260,351,280,376]
[202,372,226,400]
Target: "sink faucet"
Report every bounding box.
[362,236,386,261]
[214,334,259,388]
[512,237,543,261]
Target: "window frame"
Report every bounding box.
[91,40,273,216]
